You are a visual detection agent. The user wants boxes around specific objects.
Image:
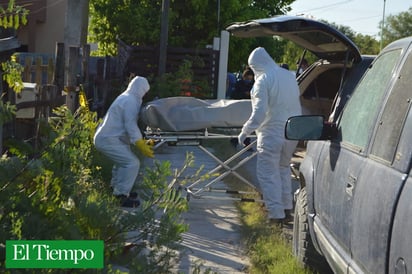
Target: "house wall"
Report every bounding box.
[1,0,88,55]
[0,0,65,54]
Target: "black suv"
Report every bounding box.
[286,36,412,273]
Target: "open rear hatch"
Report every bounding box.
[226,15,361,63]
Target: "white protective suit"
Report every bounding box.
[238,47,302,219]
[93,76,150,196]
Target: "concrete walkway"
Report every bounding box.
[143,142,251,273]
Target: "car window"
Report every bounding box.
[329,57,375,122]
[371,48,412,163]
[337,49,402,152]
[297,31,347,52]
[302,68,341,100]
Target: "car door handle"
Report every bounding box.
[346,174,357,196]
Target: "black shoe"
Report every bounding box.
[116,195,140,208]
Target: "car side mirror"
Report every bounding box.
[285,115,338,140]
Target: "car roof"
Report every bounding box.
[225,15,361,63]
[381,36,412,52]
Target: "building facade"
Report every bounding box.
[0,0,89,54]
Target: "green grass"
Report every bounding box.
[238,198,312,274]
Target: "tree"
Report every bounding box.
[88,0,162,56]
[269,20,380,73]
[382,7,412,47]
[88,0,294,70]
[352,33,380,55]
[325,21,379,55]
[277,40,315,72]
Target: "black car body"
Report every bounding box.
[286,36,412,273]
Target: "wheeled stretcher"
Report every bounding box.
[140,97,263,202]
[144,128,261,202]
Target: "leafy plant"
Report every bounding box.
[1,55,24,93]
[0,95,15,124]
[0,104,199,273]
[0,0,28,29]
[0,0,28,94]
[149,59,213,100]
[238,201,312,274]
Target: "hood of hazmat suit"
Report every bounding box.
[94,76,150,144]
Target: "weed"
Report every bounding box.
[0,105,194,273]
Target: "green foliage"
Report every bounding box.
[0,95,15,124]
[88,0,294,69]
[2,54,25,93]
[0,0,28,93]
[89,0,163,56]
[0,105,194,272]
[324,20,380,55]
[382,7,412,48]
[274,40,315,72]
[148,59,213,99]
[88,1,385,75]
[0,0,28,29]
[352,34,380,55]
[236,197,312,274]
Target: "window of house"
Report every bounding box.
[337,49,402,152]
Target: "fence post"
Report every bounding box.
[65,46,80,112]
[217,30,229,99]
[47,57,54,85]
[82,44,90,84]
[35,57,42,85]
[23,56,32,82]
[54,42,65,91]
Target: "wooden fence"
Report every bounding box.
[15,53,62,119]
[5,41,220,148]
[18,54,55,85]
[12,41,220,120]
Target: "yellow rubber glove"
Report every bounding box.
[146,139,155,146]
[135,139,154,158]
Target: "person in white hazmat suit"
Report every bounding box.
[94,76,154,208]
[238,47,302,224]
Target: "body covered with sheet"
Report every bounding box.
[140,97,252,131]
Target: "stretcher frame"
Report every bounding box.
[144,127,263,202]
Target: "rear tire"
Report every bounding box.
[293,187,332,273]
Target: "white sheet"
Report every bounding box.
[140,97,252,131]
